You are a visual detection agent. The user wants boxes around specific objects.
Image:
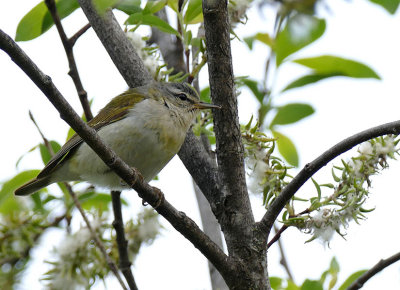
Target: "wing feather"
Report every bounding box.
[37,90,146,179]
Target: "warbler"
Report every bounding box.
[15,82,219,196]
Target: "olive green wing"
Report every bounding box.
[37,90,146,179]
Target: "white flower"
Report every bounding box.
[57,222,99,257]
[126,31,159,77]
[359,142,373,156]
[137,215,160,241]
[348,159,363,178]
[126,31,145,52]
[375,137,395,155]
[49,273,80,290]
[246,150,269,194]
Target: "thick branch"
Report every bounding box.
[77,0,152,87]
[202,0,254,250]
[347,251,400,290]
[0,28,234,282]
[258,120,400,242]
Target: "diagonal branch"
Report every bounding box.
[45,0,93,120]
[347,251,400,290]
[0,28,235,282]
[257,121,400,242]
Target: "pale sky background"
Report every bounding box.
[1,0,400,289]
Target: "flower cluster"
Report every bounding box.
[116,209,161,263]
[242,117,292,206]
[289,135,399,243]
[43,216,109,289]
[126,31,160,77]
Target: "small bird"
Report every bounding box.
[15,82,219,196]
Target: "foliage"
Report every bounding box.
[270,257,367,290]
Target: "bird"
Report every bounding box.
[15,81,220,196]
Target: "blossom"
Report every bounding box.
[126,31,159,77]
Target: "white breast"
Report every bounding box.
[56,99,190,190]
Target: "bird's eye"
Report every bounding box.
[177,93,188,101]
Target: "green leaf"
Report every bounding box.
[80,192,128,210]
[244,32,273,50]
[16,0,80,41]
[368,0,400,14]
[269,277,283,289]
[126,13,179,36]
[0,170,40,214]
[200,86,211,103]
[93,0,118,15]
[293,55,381,79]
[281,73,340,92]
[301,279,323,290]
[116,0,142,14]
[275,15,326,66]
[184,0,203,24]
[242,79,265,103]
[143,0,167,14]
[167,0,179,12]
[39,141,62,165]
[311,178,321,200]
[271,103,314,126]
[272,130,299,167]
[338,270,367,290]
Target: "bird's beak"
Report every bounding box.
[194,101,221,110]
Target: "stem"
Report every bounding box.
[45,0,93,121]
[348,251,400,290]
[111,191,139,290]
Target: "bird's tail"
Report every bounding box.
[14,176,52,196]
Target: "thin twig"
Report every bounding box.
[28,110,54,155]
[65,184,128,290]
[273,224,294,281]
[347,251,400,290]
[111,191,139,290]
[69,23,91,47]
[267,225,288,249]
[45,0,93,121]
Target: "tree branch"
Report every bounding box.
[77,0,152,88]
[69,23,91,47]
[111,191,138,290]
[45,0,93,120]
[257,121,400,242]
[0,28,235,283]
[347,251,400,290]
[202,0,254,252]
